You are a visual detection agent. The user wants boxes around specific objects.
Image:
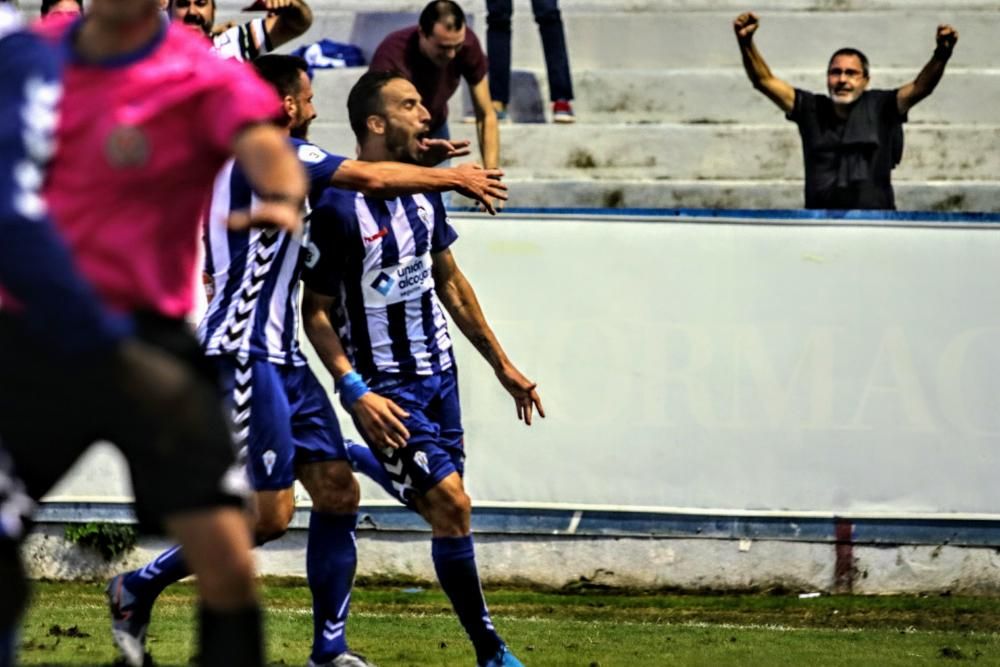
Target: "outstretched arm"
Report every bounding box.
[302,288,411,449]
[897,24,958,115]
[432,248,544,425]
[262,0,313,49]
[331,160,508,214]
[733,12,795,113]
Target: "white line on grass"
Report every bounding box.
[40,603,1000,639]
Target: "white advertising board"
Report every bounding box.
[48,213,1000,517]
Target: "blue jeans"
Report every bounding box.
[486,0,574,104]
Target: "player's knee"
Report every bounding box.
[430,489,471,533]
[254,513,289,544]
[310,477,360,514]
[253,494,295,544]
[301,461,360,514]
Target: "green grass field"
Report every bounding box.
[17,578,1000,666]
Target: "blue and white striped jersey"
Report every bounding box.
[304,188,459,379]
[198,138,345,365]
[212,18,272,62]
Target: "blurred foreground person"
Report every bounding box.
[1,2,308,665]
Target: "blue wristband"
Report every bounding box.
[336,371,370,410]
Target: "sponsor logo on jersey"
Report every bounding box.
[362,254,433,306]
[364,227,389,243]
[371,272,394,296]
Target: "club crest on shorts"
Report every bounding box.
[263,450,277,476]
[104,124,150,168]
[413,450,430,474]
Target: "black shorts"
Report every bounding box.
[0,313,244,532]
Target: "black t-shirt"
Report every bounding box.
[787,88,907,210]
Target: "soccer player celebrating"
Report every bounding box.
[5,3,308,666]
[107,54,507,667]
[170,0,313,61]
[301,70,544,667]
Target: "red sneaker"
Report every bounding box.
[552,99,575,123]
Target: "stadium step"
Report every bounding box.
[307,121,1000,181]
[310,67,1000,126]
[282,9,998,70]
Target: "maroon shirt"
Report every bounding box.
[369,25,488,131]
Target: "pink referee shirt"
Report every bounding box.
[36,18,282,318]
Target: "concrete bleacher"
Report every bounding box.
[77,1,989,211]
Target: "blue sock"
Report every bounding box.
[345,440,403,504]
[308,512,358,663]
[432,535,502,664]
[123,545,190,601]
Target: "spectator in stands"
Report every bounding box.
[40,0,81,16]
[370,1,499,174]
[734,12,958,210]
[169,0,312,55]
[486,0,575,123]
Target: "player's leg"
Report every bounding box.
[105,355,279,659]
[290,366,371,667]
[344,438,402,501]
[370,370,519,666]
[414,473,520,667]
[164,508,260,666]
[111,323,264,667]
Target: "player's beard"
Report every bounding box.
[290,121,309,141]
[384,122,420,165]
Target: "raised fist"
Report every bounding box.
[936,24,959,53]
[733,12,760,43]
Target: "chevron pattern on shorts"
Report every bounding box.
[377,446,415,504]
[230,359,253,448]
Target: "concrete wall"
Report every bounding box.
[24,523,1000,595]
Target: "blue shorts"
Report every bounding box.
[213,357,345,491]
[367,367,465,504]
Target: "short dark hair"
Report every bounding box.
[253,55,310,98]
[40,0,83,15]
[828,48,870,78]
[418,0,466,36]
[348,70,405,143]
